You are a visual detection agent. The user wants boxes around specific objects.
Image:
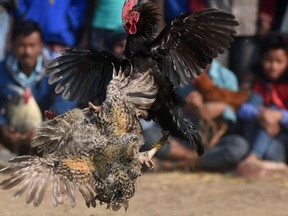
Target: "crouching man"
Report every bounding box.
[0,21,77,165]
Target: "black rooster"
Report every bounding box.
[46,0,238,156]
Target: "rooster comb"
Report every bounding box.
[123,0,139,12]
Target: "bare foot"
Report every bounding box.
[150,139,202,171]
[237,154,288,178]
[168,139,197,161]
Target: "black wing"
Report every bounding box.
[149,8,238,87]
[46,47,121,103]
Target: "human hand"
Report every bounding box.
[258,108,282,136]
[0,125,24,145]
[185,91,203,109]
[198,102,226,121]
[20,128,35,143]
[257,17,272,37]
[258,107,282,126]
[0,125,35,145]
[263,123,280,137]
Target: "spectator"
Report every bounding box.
[0,21,77,165]
[0,0,15,61]
[226,0,276,81]
[15,0,88,52]
[142,60,249,172]
[189,0,277,81]
[183,60,249,171]
[88,0,125,52]
[237,32,288,178]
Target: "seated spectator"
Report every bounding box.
[0,21,77,165]
[189,0,277,81]
[14,0,88,52]
[237,32,288,178]
[142,60,249,172]
[88,0,125,52]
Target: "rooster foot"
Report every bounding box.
[138,152,155,169]
[88,102,101,113]
[139,131,170,169]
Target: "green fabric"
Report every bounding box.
[92,0,124,30]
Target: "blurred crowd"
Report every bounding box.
[1,0,288,179]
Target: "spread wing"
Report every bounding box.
[149,8,238,87]
[0,155,97,207]
[31,108,105,156]
[46,47,121,103]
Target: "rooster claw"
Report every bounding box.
[138,131,170,169]
[88,102,101,113]
[138,152,155,169]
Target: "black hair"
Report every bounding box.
[251,32,288,82]
[260,32,288,55]
[12,20,43,42]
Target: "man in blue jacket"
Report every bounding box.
[0,21,77,164]
[15,0,87,50]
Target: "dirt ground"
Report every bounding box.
[0,171,288,216]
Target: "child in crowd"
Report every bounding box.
[237,32,288,177]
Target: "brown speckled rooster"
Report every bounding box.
[0,67,165,211]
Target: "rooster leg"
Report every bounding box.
[139,131,170,169]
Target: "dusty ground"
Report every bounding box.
[0,171,288,216]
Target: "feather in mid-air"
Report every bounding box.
[0,0,239,211]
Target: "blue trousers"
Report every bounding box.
[201,135,249,171]
[242,94,288,162]
[244,122,288,162]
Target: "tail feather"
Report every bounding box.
[157,105,204,156]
